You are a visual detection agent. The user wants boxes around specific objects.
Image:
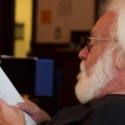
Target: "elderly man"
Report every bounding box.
[0,0,125,125]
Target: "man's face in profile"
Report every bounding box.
[75,12,117,103]
[75,47,115,103]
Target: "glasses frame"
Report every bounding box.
[87,37,109,52]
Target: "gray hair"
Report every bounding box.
[100,0,125,67]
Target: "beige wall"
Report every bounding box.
[36,0,95,44]
[14,0,33,57]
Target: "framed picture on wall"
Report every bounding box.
[14,23,24,40]
[31,0,96,44]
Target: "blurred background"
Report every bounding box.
[0,0,103,116]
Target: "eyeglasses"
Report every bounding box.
[86,37,109,52]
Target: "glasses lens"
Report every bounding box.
[86,37,91,52]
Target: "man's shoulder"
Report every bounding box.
[89,94,125,125]
[92,94,125,108]
[54,94,125,124]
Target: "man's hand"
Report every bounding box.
[0,99,25,125]
[18,98,51,124]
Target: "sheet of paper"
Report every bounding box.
[0,67,36,125]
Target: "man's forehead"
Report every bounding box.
[91,11,117,37]
[98,11,117,25]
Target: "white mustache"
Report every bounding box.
[79,61,86,72]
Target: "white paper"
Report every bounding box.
[0,67,36,125]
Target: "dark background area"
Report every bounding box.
[0,0,102,116]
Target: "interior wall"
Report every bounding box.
[35,0,95,44]
[14,0,33,57]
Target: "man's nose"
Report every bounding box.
[78,46,89,60]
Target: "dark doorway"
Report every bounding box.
[0,0,15,55]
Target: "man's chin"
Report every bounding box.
[74,70,101,104]
[74,69,93,103]
[74,76,96,104]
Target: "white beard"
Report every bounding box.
[75,46,116,103]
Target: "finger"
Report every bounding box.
[17,98,38,114]
[10,105,20,112]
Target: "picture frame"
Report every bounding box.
[31,0,96,44]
